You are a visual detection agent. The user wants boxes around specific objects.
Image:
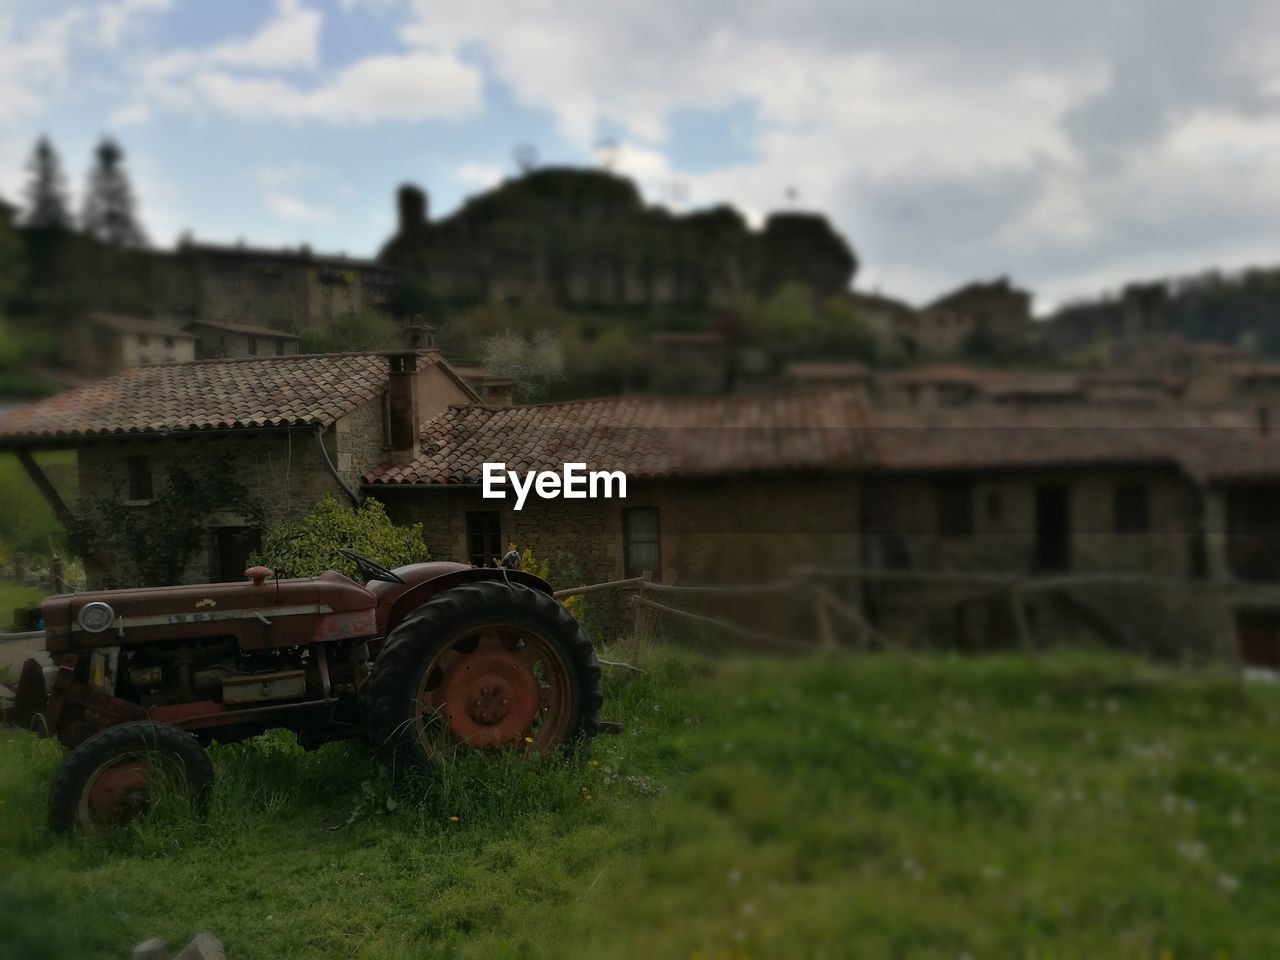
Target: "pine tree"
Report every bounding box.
[22,136,73,230]
[81,137,147,248]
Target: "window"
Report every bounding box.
[164,336,174,348]
[248,337,258,356]
[138,334,149,346]
[466,511,502,567]
[1114,482,1148,534]
[985,491,1002,522]
[935,479,973,537]
[274,339,284,356]
[624,508,661,578]
[126,455,153,501]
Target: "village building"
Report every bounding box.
[364,390,872,583]
[150,240,400,335]
[4,357,1280,662]
[888,278,1032,359]
[64,312,197,379]
[183,318,301,359]
[0,350,478,586]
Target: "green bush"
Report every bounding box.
[250,495,427,579]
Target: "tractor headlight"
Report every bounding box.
[78,601,116,633]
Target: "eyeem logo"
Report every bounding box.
[482,462,627,511]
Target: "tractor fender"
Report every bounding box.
[382,568,555,636]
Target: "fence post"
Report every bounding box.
[814,585,837,651]
[630,571,652,661]
[49,555,64,592]
[1008,582,1037,660]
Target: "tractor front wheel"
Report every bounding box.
[367,581,602,772]
[47,721,214,833]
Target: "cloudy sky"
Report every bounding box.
[3,0,1280,310]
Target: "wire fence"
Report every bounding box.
[555,566,1270,678]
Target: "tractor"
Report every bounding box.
[0,551,602,831]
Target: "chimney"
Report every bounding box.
[397,184,428,234]
[386,353,420,464]
[404,315,436,350]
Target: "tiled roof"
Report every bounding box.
[0,353,418,442]
[865,407,1280,482]
[367,395,1280,487]
[367,389,876,484]
[183,318,300,339]
[84,312,197,339]
[785,361,872,382]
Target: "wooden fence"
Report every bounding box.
[554,566,1275,674]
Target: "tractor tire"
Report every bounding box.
[367,580,602,773]
[47,720,214,833]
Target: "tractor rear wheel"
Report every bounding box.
[47,721,213,833]
[367,581,602,773]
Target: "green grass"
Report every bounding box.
[0,580,47,631]
[0,449,76,558]
[2,646,1280,959]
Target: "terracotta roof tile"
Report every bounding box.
[0,353,411,442]
[366,389,876,484]
[368,397,1280,487]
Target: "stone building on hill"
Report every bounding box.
[65,312,197,378]
[150,241,400,335]
[378,169,858,308]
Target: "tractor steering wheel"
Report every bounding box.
[337,548,405,584]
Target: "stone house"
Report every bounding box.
[183,318,300,359]
[65,312,197,379]
[0,351,478,586]
[861,407,1280,658]
[363,391,874,634]
[150,241,400,334]
[890,278,1032,358]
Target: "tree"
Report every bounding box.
[482,329,564,401]
[81,137,147,248]
[0,202,22,371]
[69,455,263,587]
[250,495,426,579]
[21,136,72,230]
[298,311,403,353]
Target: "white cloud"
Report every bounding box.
[210,0,321,71]
[97,0,172,49]
[455,163,506,190]
[183,52,481,124]
[115,2,481,126]
[258,167,336,224]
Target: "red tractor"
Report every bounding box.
[0,551,602,831]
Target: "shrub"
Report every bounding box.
[251,495,426,580]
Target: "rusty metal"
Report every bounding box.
[416,625,572,754]
[85,758,149,826]
[4,553,607,798]
[11,658,49,730]
[221,669,306,704]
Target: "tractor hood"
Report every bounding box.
[43,571,376,654]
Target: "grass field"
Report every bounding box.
[0,449,76,559]
[0,581,47,631]
[2,645,1279,959]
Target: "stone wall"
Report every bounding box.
[77,414,383,587]
[863,467,1223,655]
[376,472,862,641]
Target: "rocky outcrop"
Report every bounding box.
[378,168,858,307]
